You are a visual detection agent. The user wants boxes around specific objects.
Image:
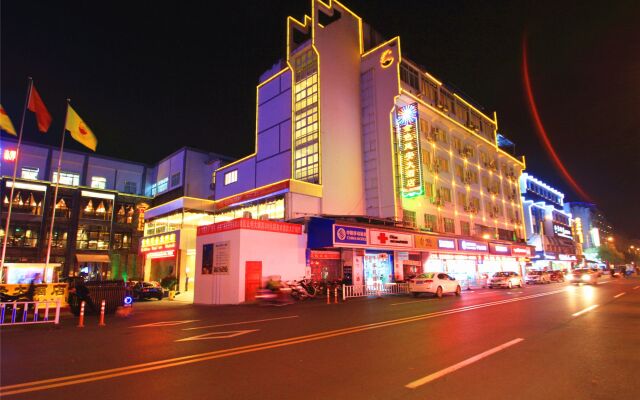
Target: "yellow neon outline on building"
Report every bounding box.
[316,0,364,54]
[361,36,401,59]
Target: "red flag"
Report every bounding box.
[27,85,52,132]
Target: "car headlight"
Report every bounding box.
[581,274,591,281]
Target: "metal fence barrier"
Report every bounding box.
[343,283,410,300]
[0,300,61,325]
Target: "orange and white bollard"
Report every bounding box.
[334,287,338,304]
[327,288,331,304]
[98,299,106,327]
[77,301,85,328]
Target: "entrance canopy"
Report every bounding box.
[76,254,110,263]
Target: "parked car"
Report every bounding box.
[133,281,164,300]
[566,268,599,285]
[409,272,462,298]
[525,270,551,284]
[488,271,524,289]
[548,270,565,282]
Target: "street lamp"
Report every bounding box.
[607,236,614,243]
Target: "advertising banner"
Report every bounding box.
[414,234,439,249]
[489,243,512,256]
[457,239,489,253]
[369,229,413,248]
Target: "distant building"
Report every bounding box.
[564,202,613,251]
[520,173,577,270]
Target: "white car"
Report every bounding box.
[409,272,462,298]
[488,271,525,289]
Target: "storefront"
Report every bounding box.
[141,231,180,284]
[307,217,532,285]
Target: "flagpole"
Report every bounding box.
[44,99,70,280]
[1,77,34,271]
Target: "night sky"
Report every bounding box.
[1,1,639,237]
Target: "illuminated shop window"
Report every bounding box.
[21,167,39,180]
[224,170,238,185]
[91,176,107,189]
[293,48,320,184]
[52,171,80,186]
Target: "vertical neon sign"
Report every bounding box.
[395,103,423,198]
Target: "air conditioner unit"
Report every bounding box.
[243,211,253,219]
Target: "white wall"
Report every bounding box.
[195,228,306,304]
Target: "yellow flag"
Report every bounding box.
[0,104,17,135]
[65,105,97,151]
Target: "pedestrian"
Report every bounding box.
[69,278,97,315]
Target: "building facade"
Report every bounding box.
[520,173,578,270]
[193,0,531,303]
[564,202,612,252]
[0,137,150,281]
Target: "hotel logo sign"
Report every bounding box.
[395,103,424,198]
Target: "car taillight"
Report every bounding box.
[424,280,433,283]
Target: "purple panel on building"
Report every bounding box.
[256,151,291,187]
[257,125,280,161]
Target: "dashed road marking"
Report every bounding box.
[614,292,626,299]
[176,330,258,342]
[572,304,599,317]
[405,338,524,389]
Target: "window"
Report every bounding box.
[123,181,137,194]
[400,62,420,92]
[76,225,110,250]
[52,171,80,186]
[440,187,452,203]
[171,172,181,188]
[424,214,438,232]
[157,177,169,193]
[460,221,471,236]
[437,157,449,173]
[21,167,39,180]
[443,218,455,233]
[403,209,416,228]
[293,50,320,184]
[224,170,238,185]
[91,176,106,189]
[424,182,434,198]
[112,232,131,249]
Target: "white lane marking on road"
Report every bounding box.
[633,286,640,290]
[614,292,626,299]
[390,298,434,306]
[183,315,298,331]
[598,281,610,284]
[405,338,525,389]
[0,288,567,397]
[176,330,258,342]
[572,304,599,317]
[131,320,199,328]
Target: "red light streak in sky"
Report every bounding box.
[522,36,593,202]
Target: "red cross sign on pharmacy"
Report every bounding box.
[369,229,414,248]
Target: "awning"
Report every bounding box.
[76,254,110,263]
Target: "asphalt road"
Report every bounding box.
[1,277,639,400]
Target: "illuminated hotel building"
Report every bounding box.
[520,173,577,270]
[197,0,531,300]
